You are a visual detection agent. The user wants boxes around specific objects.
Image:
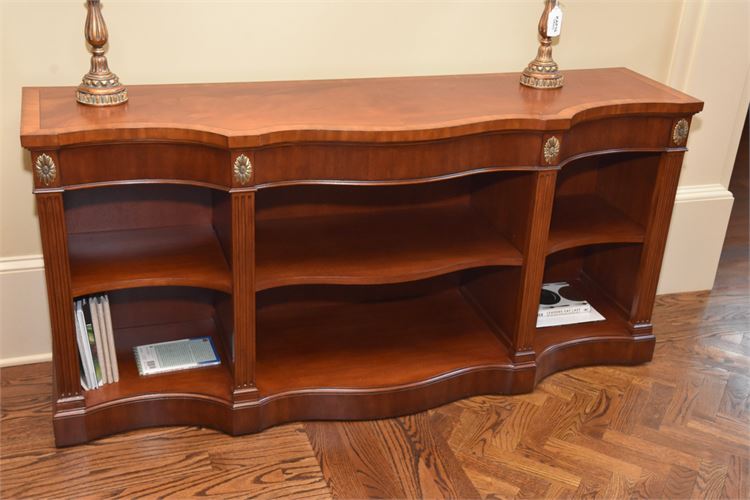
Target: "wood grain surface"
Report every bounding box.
[256,205,523,290]
[21,68,702,148]
[68,225,233,295]
[2,132,746,498]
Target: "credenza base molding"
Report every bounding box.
[53,343,657,447]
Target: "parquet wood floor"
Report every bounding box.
[1,125,747,498]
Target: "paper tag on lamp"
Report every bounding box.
[547,5,563,37]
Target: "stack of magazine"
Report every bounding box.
[537,282,605,328]
[74,295,119,390]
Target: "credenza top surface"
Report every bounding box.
[21,67,702,149]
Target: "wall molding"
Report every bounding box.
[721,67,750,187]
[1,258,51,367]
[659,183,735,295]
[0,254,44,274]
[666,0,706,91]
[0,353,52,368]
[675,183,735,203]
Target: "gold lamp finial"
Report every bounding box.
[520,0,564,90]
[76,0,128,106]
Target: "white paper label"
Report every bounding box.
[547,5,563,37]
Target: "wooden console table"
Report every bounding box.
[21,68,702,446]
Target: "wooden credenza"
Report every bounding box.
[21,68,702,446]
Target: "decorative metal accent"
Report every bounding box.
[520,0,564,89]
[543,137,561,164]
[76,0,128,106]
[233,155,253,185]
[672,119,690,146]
[35,154,57,186]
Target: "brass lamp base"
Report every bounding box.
[76,78,128,107]
[520,61,564,89]
[519,0,564,90]
[76,0,128,107]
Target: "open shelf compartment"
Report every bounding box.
[81,287,234,408]
[535,243,644,354]
[254,272,516,395]
[548,152,660,254]
[64,185,233,296]
[255,172,536,291]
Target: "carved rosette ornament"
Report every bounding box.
[34,154,57,186]
[672,119,690,146]
[233,155,253,185]
[543,137,561,164]
[76,0,128,106]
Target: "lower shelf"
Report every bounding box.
[534,278,655,382]
[255,287,513,394]
[83,317,233,408]
[55,281,655,446]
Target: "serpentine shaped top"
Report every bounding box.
[22,68,702,149]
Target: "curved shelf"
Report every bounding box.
[255,205,523,291]
[547,194,645,255]
[253,165,546,190]
[255,287,514,392]
[69,225,233,296]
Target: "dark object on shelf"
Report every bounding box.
[539,282,588,310]
[540,288,560,305]
[76,0,128,106]
[20,68,702,446]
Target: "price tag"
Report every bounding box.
[547,5,563,37]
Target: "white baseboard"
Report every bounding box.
[0,184,736,366]
[0,254,45,274]
[0,255,52,367]
[673,183,736,203]
[0,353,52,368]
[658,183,735,294]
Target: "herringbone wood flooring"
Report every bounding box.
[1,128,747,498]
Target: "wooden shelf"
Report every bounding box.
[255,287,512,394]
[83,318,232,408]
[534,278,631,352]
[69,225,232,296]
[547,194,645,255]
[256,205,523,291]
[532,277,655,383]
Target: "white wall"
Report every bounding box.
[658,0,749,294]
[0,0,745,365]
